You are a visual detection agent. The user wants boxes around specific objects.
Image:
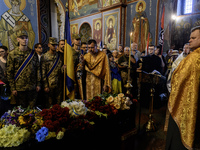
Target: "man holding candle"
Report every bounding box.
[118,47,136,94]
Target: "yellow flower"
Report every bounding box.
[56,131,64,140]
[45,132,56,140]
[18,116,26,125]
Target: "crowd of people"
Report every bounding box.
[0,29,193,113]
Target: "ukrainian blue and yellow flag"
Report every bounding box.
[64,5,75,100]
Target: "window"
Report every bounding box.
[184,0,193,14]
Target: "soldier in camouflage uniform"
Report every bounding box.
[41,37,64,108]
[6,30,41,108]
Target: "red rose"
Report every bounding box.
[43,120,54,131]
[51,104,62,112]
[53,120,60,130]
[94,96,101,101]
[59,117,68,126]
[43,112,53,120]
[40,109,49,117]
[62,107,69,117]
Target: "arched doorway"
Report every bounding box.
[79,23,92,43]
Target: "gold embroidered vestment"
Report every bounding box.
[84,51,111,100]
[168,47,200,149]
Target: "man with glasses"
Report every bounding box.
[139,44,162,108]
[80,39,111,100]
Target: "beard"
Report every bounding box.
[12,5,20,14]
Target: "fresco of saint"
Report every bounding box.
[105,15,116,50]
[132,0,149,52]
[0,0,35,51]
[93,19,102,47]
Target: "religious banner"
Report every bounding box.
[93,18,102,47]
[104,12,118,50]
[0,0,40,51]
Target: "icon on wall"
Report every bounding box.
[0,0,35,51]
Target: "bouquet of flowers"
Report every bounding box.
[85,96,118,116]
[40,104,69,134]
[61,100,87,117]
[0,106,26,127]
[0,124,30,147]
[106,93,133,110]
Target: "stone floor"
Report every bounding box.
[120,103,167,150]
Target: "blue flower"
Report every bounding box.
[35,127,49,142]
[40,127,48,136]
[1,112,8,120]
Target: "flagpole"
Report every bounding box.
[63,56,66,101]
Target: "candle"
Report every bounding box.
[129,32,132,67]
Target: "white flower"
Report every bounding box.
[125,97,132,106]
[114,102,121,109]
[61,101,70,108]
[106,96,114,103]
[118,93,124,98]
[65,100,87,117]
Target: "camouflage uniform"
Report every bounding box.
[6,47,40,108]
[41,51,63,108]
[72,47,81,68]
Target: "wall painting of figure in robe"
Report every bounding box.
[0,0,38,51]
[131,0,150,52]
[104,12,118,50]
[93,18,102,47]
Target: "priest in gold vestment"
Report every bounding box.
[166,26,200,150]
[80,39,111,100]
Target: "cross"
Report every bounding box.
[4,14,15,25]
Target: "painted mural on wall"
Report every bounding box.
[103,0,111,7]
[126,0,158,51]
[194,0,200,13]
[171,14,200,49]
[79,23,92,42]
[93,18,102,46]
[102,0,121,7]
[69,0,100,19]
[0,0,38,51]
[104,12,118,50]
[131,0,150,52]
[127,0,138,3]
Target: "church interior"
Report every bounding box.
[0,0,200,149]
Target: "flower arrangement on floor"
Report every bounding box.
[106,93,133,110]
[85,95,118,116]
[61,100,87,117]
[40,104,69,134]
[0,93,136,148]
[0,124,30,147]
